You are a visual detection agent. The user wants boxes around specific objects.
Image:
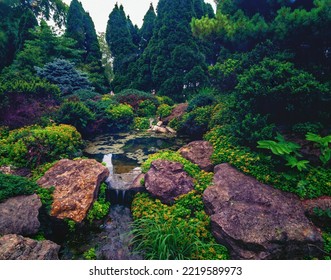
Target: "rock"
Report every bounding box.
[156,121,163,127]
[0,194,42,236]
[131,173,146,193]
[0,166,31,177]
[37,159,109,223]
[178,141,214,172]
[145,159,194,204]
[163,103,188,124]
[151,125,168,134]
[302,196,331,228]
[0,234,60,260]
[203,163,323,260]
[165,126,176,134]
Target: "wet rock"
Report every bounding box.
[203,163,323,260]
[0,194,42,236]
[163,103,188,124]
[145,159,194,204]
[37,159,109,223]
[302,196,331,229]
[178,141,214,172]
[0,234,60,260]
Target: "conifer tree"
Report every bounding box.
[66,0,108,92]
[139,3,156,50]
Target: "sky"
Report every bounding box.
[62,0,216,32]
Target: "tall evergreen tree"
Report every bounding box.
[130,0,210,100]
[106,4,138,90]
[66,0,108,92]
[16,9,38,53]
[139,3,156,50]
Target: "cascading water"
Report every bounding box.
[102,153,141,205]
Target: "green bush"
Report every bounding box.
[0,173,38,203]
[105,103,134,131]
[86,183,110,223]
[133,117,150,130]
[156,96,174,106]
[137,100,157,117]
[83,248,97,260]
[292,122,324,135]
[56,101,96,134]
[114,89,158,111]
[66,89,101,102]
[156,104,173,119]
[0,124,83,168]
[187,92,217,112]
[178,106,213,139]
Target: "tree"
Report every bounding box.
[106,4,138,90]
[16,8,38,52]
[4,0,68,27]
[35,58,92,95]
[129,0,211,100]
[66,0,108,92]
[139,3,156,50]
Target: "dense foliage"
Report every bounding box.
[0,124,82,168]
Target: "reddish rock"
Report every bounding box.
[145,159,194,204]
[0,194,42,236]
[203,163,323,260]
[302,196,331,228]
[37,159,109,223]
[163,103,188,124]
[178,141,214,171]
[0,234,60,260]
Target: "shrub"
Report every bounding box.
[83,248,97,260]
[187,92,217,112]
[178,106,213,139]
[86,183,110,223]
[137,100,157,117]
[66,89,101,102]
[292,122,324,135]
[156,104,173,119]
[35,59,93,95]
[114,89,158,111]
[56,101,96,134]
[105,103,134,131]
[0,173,38,203]
[0,124,82,168]
[133,117,150,130]
[156,96,174,106]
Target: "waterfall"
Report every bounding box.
[102,153,135,205]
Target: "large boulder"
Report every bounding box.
[178,141,214,172]
[0,194,42,236]
[163,103,188,124]
[203,163,323,260]
[37,159,109,223]
[145,159,194,204]
[302,196,331,228]
[0,234,60,260]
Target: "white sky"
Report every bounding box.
[62,0,216,32]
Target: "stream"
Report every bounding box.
[60,131,189,260]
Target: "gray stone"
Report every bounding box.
[203,163,323,260]
[145,159,194,204]
[178,141,214,171]
[0,234,60,260]
[0,194,42,236]
[302,196,331,229]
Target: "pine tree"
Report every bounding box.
[106,4,138,90]
[66,0,108,92]
[131,0,210,100]
[16,9,38,52]
[139,3,156,50]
